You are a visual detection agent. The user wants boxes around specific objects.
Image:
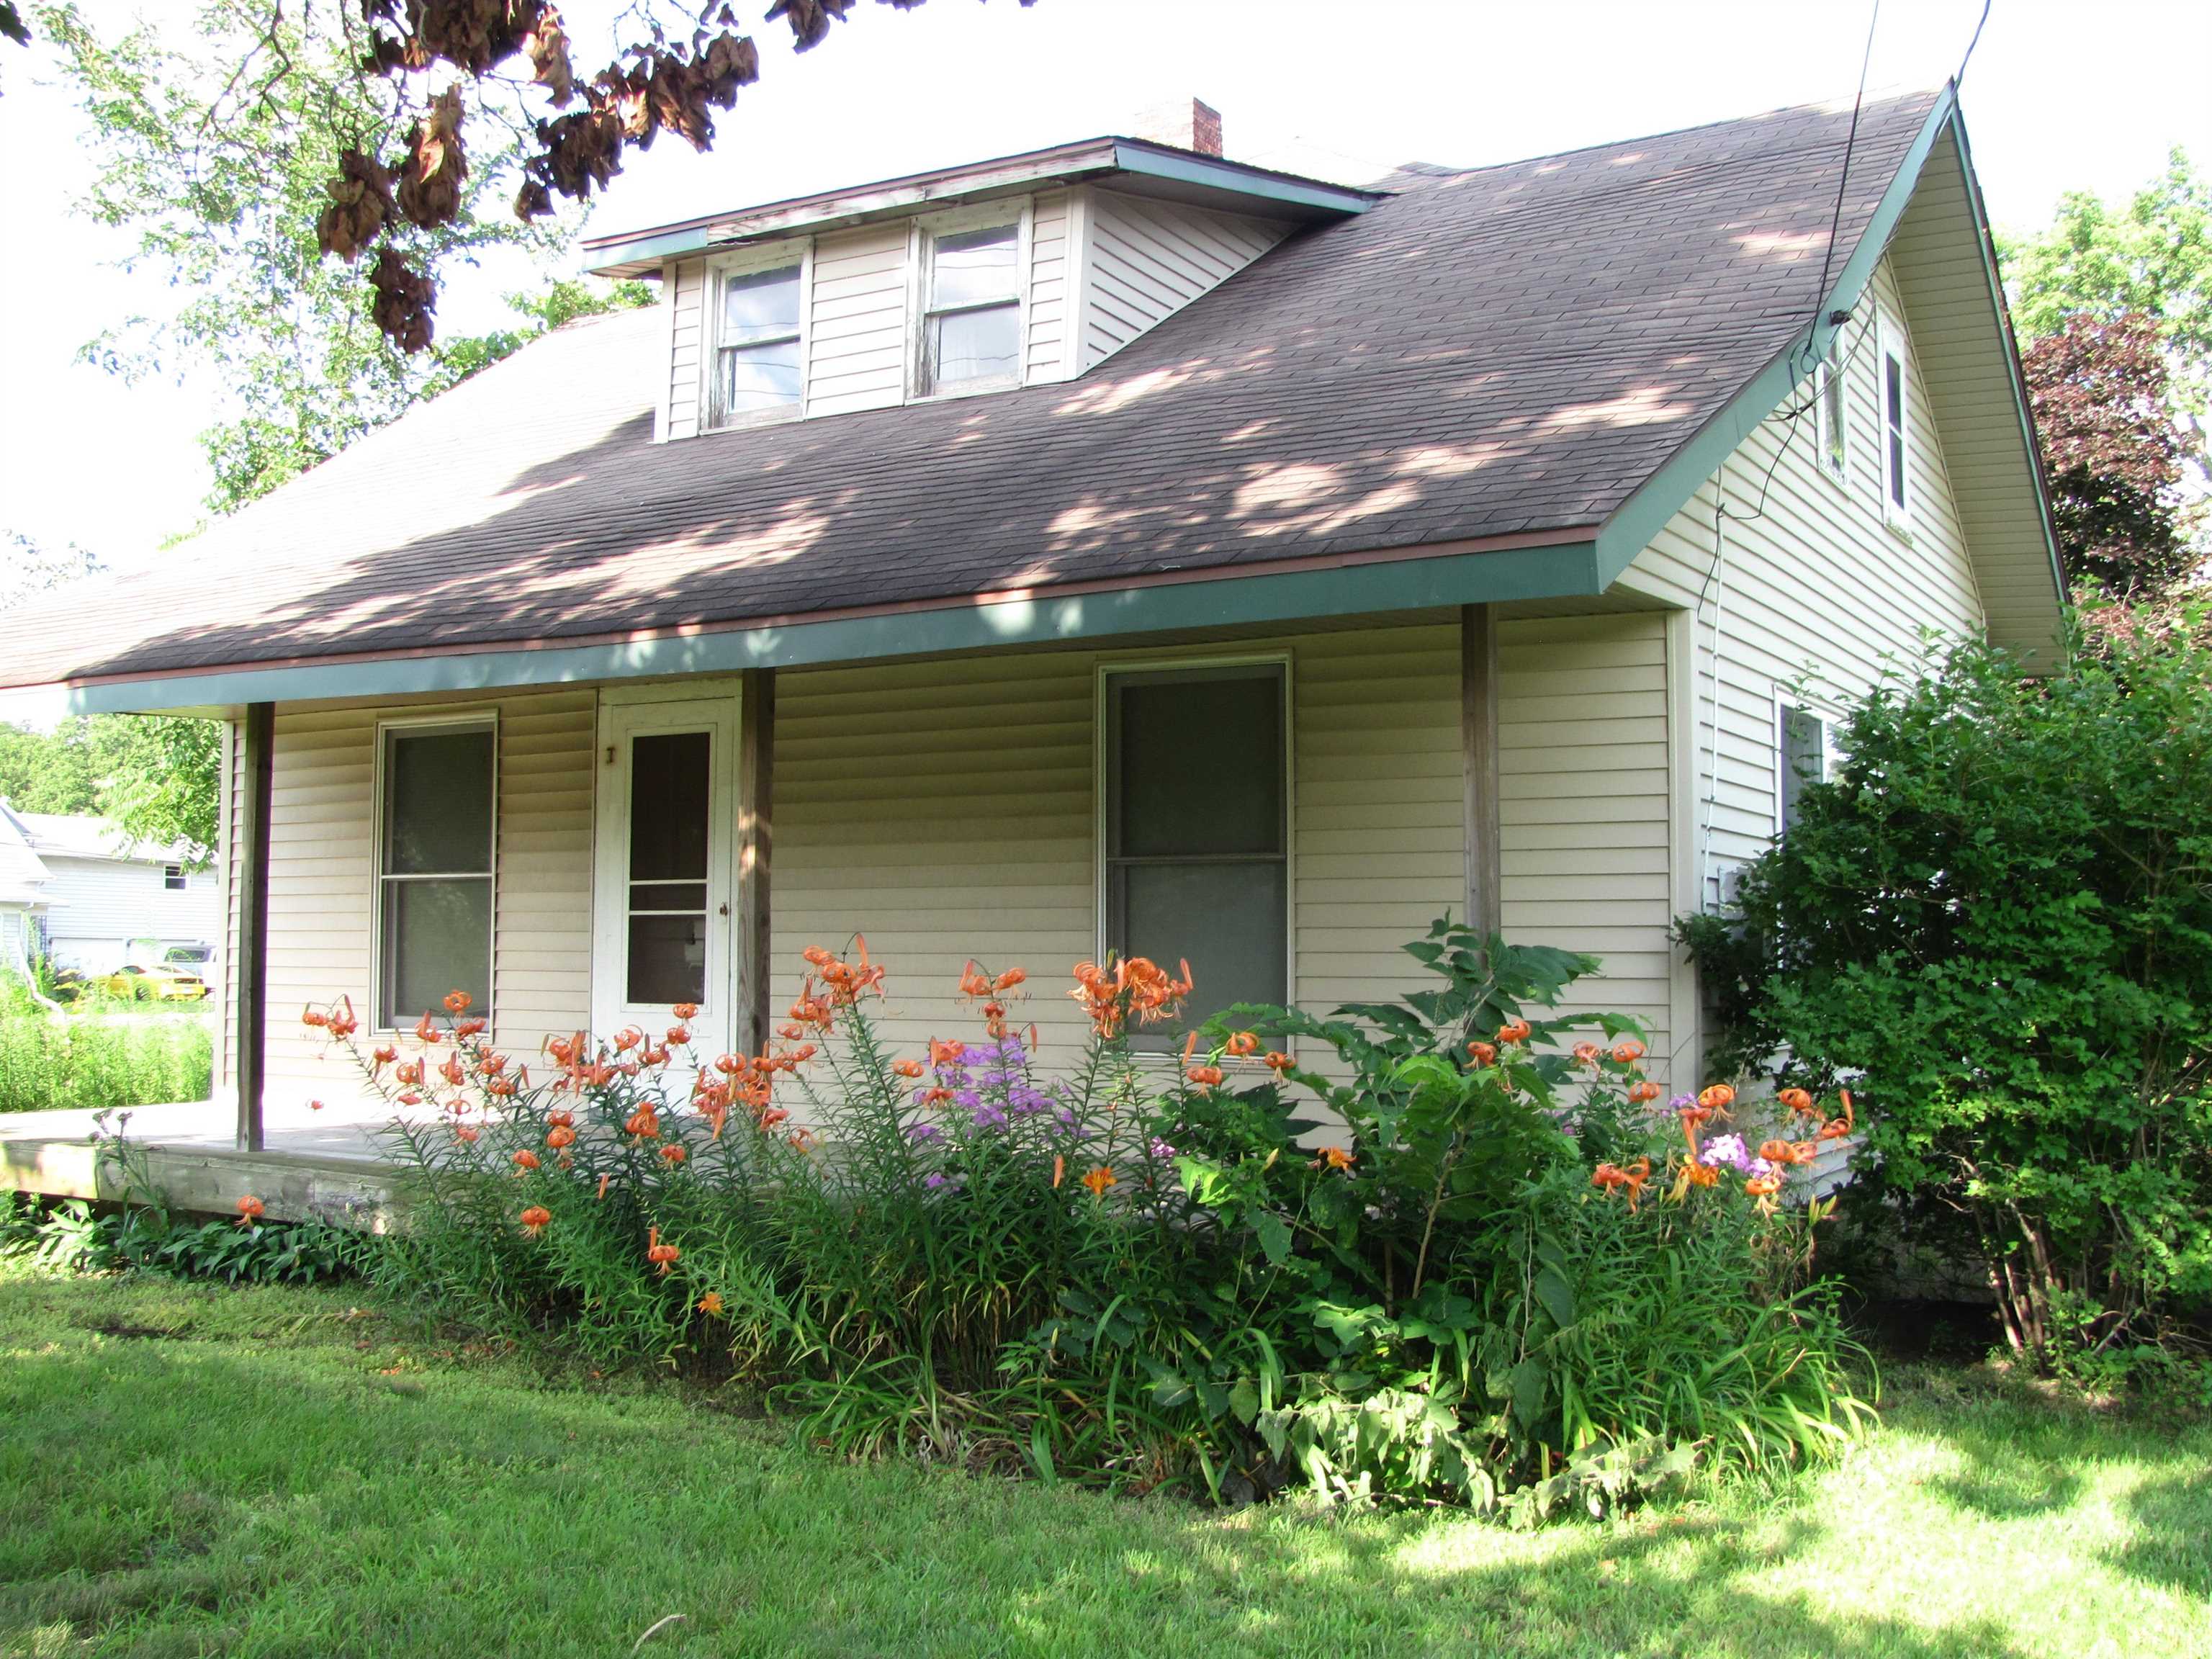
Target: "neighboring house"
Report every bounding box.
[0,801,222,975]
[0,804,56,981]
[0,86,2063,1130]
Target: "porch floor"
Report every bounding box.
[1,1096,412,1227]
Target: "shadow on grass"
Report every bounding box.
[0,1323,2053,1659]
[2112,1467,2212,1599]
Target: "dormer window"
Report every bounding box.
[919,220,1021,395]
[711,259,804,427]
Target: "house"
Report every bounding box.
[0,801,222,976]
[0,86,2062,1145]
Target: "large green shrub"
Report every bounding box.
[1682,626,2212,1363]
[315,926,1866,1514]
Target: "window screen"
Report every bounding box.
[922,223,1020,392]
[713,264,802,424]
[163,864,187,891]
[378,724,493,1025]
[1779,704,1828,831]
[1105,665,1287,1034]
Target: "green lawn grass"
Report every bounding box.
[1,1264,2206,1659]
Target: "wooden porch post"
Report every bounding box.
[234,701,274,1153]
[1461,603,1503,938]
[734,669,775,1057]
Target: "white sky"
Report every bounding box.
[1,0,2206,572]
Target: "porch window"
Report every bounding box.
[163,864,187,891]
[711,262,803,426]
[377,720,495,1026]
[1104,663,1287,1035]
[1777,703,1833,832]
[1879,323,1910,527]
[920,222,1020,395]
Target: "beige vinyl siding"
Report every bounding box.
[768,620,1671,1076]
[1498,613,1678,1073]
[806,223,911,417]
[1082,189,1283,369]
[258,690,595,1115]
[1619,256,1983,902]
[665,260,706,441]
[1026,189,1071,382]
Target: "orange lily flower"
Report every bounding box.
[1573,1041,1602,1066]
[1698,1083,1737,1112]
[455,1017,487,1040]
[1052,1154,1066,1189]
[1627,1079,1663,1105]
[1187,1064,1224,1088]
[1467,1039,1497,1066]
[1315,1145,1355,1173]
[1777,1087,1817,1118]
[1816,1089,1857,1142]
[697,1291,724,1316]
[414,1012,439,1045]
[512,1148,540,1172]
[646,1228,680,1274]
[444,990,472,1015]
[546,1125,576,1150]
[372,1043,399,1070]
[1224,1031,1261,1058]
[660,1144,687,1166]
[892,1058,925,1079]
[1081,1165,1116,1197]
[519,1205,552,1235]
[1611,1038,1646,1064]
[1263,1050,1293,1074]
[235,1195,264,1227]
[1496,1018,1532,1046]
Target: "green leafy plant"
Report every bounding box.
[0,974,212,1112]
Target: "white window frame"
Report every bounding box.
[907,199,1032,403]
[1877,314,1912,533]
[371,709,500,1032]
[162,863,187,891]
[1772,693,1843,835]
[1093,652,1296,1035]
[700,239,812,433]
[1813,332,1849,489]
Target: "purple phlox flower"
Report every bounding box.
[1053,1106,1079,1131]
[1668,1094,1696,1112]
[971,1102,1008,1131]
[1149,1137,1177,1160]
[953,1087,983,1112]
[922,1171,960,1191]
[1747,1156,1779,1180]
[1700,1132,1753,1172]
[904,1121,942,1143]
[1007,1084,1053,1118]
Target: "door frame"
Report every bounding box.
[590,686,742,1059]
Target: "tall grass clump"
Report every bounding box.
[0,975,213,1113]
[310,922,1869,1516]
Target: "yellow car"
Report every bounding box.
[100,963,212,1002]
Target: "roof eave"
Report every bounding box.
[5,532,1602,716]
[582,138,1380,278]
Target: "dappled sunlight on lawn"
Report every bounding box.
[0,1268,2207,1659]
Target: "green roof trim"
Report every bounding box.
[53,538,1601,716]
[1106,143,1382,216]
[1591,85,1962,586]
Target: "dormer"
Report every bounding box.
[581,102,1382,442]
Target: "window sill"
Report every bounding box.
[909,374,1024,405]
[702,405,804,436]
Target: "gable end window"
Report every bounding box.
[162,864,187,891]
[919,220,1021,395]
[1776,702,1837,832]
[1815,335,1848,485]
[1879,322,1910,527]
[1103,662,1288,1038]
[711,261,804,427]
[377,719,495,1027]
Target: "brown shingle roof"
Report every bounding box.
[1,89,1944,693]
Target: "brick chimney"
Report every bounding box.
[1131,96,1223,157]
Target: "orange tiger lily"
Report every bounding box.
[443,991,473,1015]
[1186,1064,1224,1088]
[1698,1084,1737,1112]
[1627,1079,1663,1105]
[1496,1018,1532,1046]
[1777,1087,1817,1118]
[1263,1050,1293,1074]
[1611,1039,1646,1064]
[1466,1039,1497,1066]
[1224,1031,1261,1058]
[1081,1165,1116,1197]
[892,1058,925,1079]
[673,1002,700,1021]
[512,1148,540,1172]
[646,1228,680,1274]
[1573,1041,1602,1066]
[519,1205,552,1236]
[1315,1146,1356,1173]
[1816,1089,1857,1142]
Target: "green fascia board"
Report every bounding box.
[56,537,1601,715]
[1944,109,2068,616]
[1591,85,1960,587]
[1107,143,1381,216]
